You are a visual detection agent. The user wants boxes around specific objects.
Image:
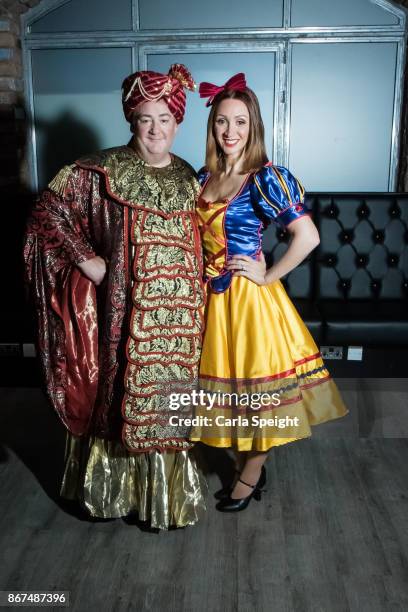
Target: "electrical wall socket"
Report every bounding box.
[23,343,37,358]
[0,343,21,357]
[347,346,363,361]
[0,343,37,358]
[320,346,343,360]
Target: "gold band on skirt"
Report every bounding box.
[60,433,207,530]
[192,277,348,451]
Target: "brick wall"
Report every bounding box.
[0,2,42,347]
[0,0,41,191]
[1,0,408,192]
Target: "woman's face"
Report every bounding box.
[213,98,250,160]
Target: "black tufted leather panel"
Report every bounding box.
[319,300,408,346]
[262,193,408,347]
[263,223,313,299]
[314,196,408,300]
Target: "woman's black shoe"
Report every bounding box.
[214,485,232,500]
[214,465,266,500]
[214,469,241,500]
[215,467,267,512]
[214,464,267,500]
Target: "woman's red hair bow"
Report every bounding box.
[199,73,247,106]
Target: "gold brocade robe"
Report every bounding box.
[24,145,207,528]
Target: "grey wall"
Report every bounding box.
[23,0,407,192]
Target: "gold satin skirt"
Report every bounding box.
[60,434,207,530]
[191,276,348,451]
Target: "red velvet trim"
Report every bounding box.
[129,312,202,342]
[125,356,198,367]
[199,368,297,384]
[133,241,197,276]
[122,417,183,426]
[277,203,308,215]
[137,308,200,333]
[134,236,196,251]
[204,248,227,273]
[197,194,227,272]
[122,361,197,395]
[137,209,198,251]
[199,359,327,387]
[211,394,303,412]
[129,301,200,314]
[123,366,196,391]
[131,288,200,311]
[299,374,331,390]
[122,388,169,399]
[131,264,199,289]
[123,348,199,378]
[285,212,312,228]
[133,271,199,288]
[124,206,130,286]
[123,434,191,443]
[136,275,199,302]
[130,260,201,309]
[130,327,202,343]
[294,352,322,366]
[122,444,193,453]
[197,172,253,288]
[121,427,193,454]
[197,205,228,231]
[126,337,199,364]
[122,445,193,454]
[122,375,332,421]
[132,235,197,256]
[110,171,205,449]
[192,213,205,288]
[120,407,175,415]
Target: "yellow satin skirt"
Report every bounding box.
[190,276,348,451]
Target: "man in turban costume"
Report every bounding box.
[24,64,207,530]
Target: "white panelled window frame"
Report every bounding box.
[22,0,407,192]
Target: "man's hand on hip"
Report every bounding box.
[77,256,107,285]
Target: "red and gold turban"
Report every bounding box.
[122,64,196,124]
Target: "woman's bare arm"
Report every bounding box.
[226,216,320,285]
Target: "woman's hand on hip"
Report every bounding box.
[226,252,268,286]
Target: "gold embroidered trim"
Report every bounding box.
[76,146,200,212]
[73,146,203,451]
[48,164,76,196]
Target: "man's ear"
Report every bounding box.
[130,112,139,134]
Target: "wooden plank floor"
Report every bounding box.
[1,380,408,612]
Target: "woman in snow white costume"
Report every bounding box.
[190,73,348,512]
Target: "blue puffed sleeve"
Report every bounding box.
[250,163,309,227]
[197,166,209,187]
